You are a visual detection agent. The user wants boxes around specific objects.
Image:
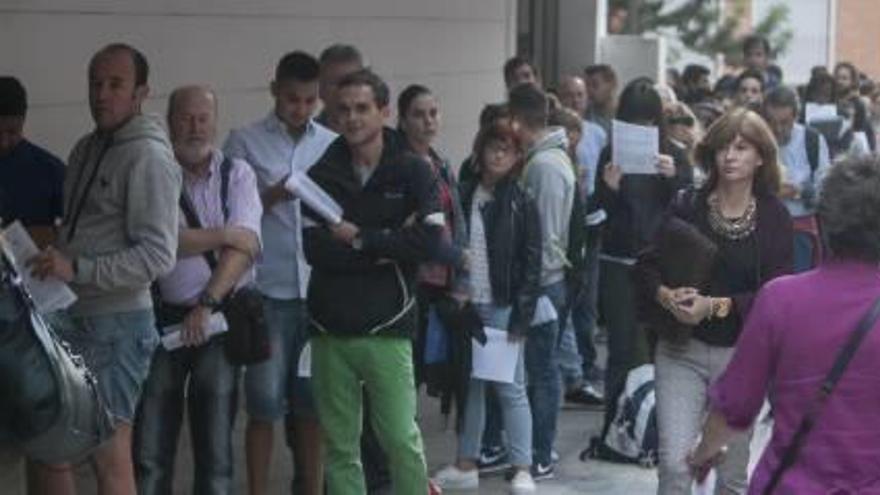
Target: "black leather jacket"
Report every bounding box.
[591,140,693,259]
[459,177,541,335]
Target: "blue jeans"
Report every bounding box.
[525,280,566,466]
[245,297,313,420]
[134,338,239,495]
[792,231,816,273]
[568,237,601,380]
[52,309,159,423]
[556,323,584,390]
[556,238,602,388]
[458,305,532,467]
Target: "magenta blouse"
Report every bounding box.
[710,261,880,494]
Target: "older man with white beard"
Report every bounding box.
[132,85,262,495]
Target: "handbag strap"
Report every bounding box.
[177,157,234,272]
[762,295,880,494]
[64,137,113,243]
[179,193,218,270]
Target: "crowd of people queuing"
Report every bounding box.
[1,30,880,495]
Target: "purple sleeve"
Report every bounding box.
[226,159,264,244]
[709,283,779,430]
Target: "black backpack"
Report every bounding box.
[805,126,821,177]
[566,181,589,292]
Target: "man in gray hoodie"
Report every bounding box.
[29,43,181,495]
[508,83,575,480]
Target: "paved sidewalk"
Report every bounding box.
[422,401,657,494]
[73,392,658,494]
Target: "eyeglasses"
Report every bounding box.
[485,143,516,155]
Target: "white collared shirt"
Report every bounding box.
[576,119,608,198]
[779,123,830,218]
[223,113,337,299]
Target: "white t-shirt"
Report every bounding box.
[468,186,493,304]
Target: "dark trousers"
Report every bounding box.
[134,340,239,495]
[599,260,649,437]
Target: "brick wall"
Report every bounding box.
[836,0,880,79]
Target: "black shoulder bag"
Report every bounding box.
[762,296,880,494]
[177,158,270,366]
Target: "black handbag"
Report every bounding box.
[0,252,114,463]
[639,215,718,343]
[177,158,270,366]
[220,287,270,365]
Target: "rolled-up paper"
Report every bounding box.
[285,170,343,225]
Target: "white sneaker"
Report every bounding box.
[432,465,479,490]
[509,469,536,493]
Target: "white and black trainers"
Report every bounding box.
[477,445,511,474]
[530,462,556,482]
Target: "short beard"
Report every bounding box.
[175,141,211,167]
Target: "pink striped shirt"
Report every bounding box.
[158,150,262,305]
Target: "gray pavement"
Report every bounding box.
[71,339,771,494]
[422,400,657,495]
[74,391,659,494]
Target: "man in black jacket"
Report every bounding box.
[303,69,441,495]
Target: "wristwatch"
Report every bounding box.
[197,291,221,310]
[351,233,364,251]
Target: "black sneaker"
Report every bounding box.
[477,446,511,474]
[530,462,555,481]
[565,383,604,406]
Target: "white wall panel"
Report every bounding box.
[1,1,515,164]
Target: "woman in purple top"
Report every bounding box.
[635,108,793,493]
[690,154,880,493]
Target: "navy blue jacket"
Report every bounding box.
[303,129,443,338]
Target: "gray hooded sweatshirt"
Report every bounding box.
[521,127,575,287]
[59,114,182,316]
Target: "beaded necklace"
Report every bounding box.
[707,192,757,240]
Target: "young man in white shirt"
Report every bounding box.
[224,51,336,495]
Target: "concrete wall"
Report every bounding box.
[599,35,667,87]
[754,0,833,84]
[556,0,604,81]
[0,0,517,164]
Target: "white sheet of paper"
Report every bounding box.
[298,341,312,378]
[0,221,77,314]
[531,295,558,326]
[612,119,659,175]
[285,170,343,225]
[692,469,716,495]
[804,103,838,123]
[160,312,229,351]
[471,327,521,384]
[585,208,607,226]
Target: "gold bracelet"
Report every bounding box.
[712,297,731,319]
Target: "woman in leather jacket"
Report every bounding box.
[432,120,541,493]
